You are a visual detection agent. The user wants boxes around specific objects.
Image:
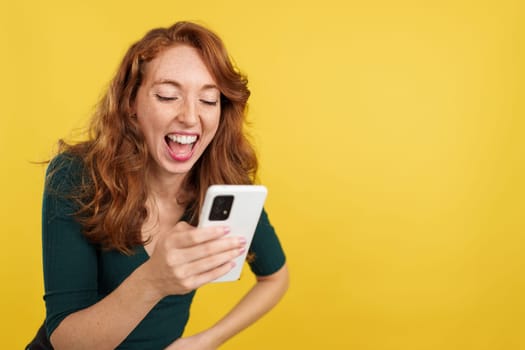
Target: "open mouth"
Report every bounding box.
[165,133,199,160]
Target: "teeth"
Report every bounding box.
[167,134,197,144]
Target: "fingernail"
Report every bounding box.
[238,237,246,245]
[223,227,231,235]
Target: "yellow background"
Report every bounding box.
[2,1,524,349]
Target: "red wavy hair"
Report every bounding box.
[56,21,257,254]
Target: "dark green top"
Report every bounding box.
[42,154,286,349]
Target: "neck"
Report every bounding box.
[145,167,186,206]
[142,167,188,238]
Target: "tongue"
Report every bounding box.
[167,139,193,155]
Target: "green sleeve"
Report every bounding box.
[42,154,100,337]
[248,209,286,276]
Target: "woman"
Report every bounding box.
[30,21,288,349]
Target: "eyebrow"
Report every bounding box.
[153,79,219,91]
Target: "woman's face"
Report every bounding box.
[134,44,221,179]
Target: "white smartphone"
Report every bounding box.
[198,185,267,283]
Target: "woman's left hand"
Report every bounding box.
[165,333,217,350]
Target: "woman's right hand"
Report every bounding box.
[144,221,246,297]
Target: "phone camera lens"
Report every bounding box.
[209,195,234,221]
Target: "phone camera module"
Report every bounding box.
[209,195,234,221]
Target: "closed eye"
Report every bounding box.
[200,99,218,106]
[155,94,177,102]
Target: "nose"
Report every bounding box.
[176,98,198,126]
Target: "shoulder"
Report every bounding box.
[45,152,86,194]
[255,208,273,232]
[248,208,286,276]
[47,152,84,173]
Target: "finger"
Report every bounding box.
[184,246,244,277]
[179,236,246,263]
[189,260,238,288]
[170,223,230,248]
[173,259,237,294]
